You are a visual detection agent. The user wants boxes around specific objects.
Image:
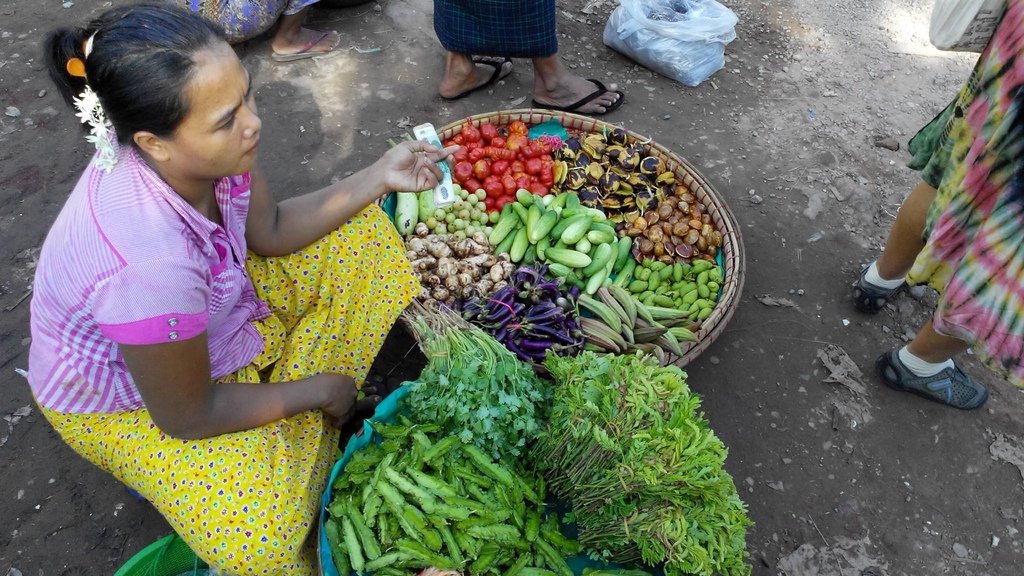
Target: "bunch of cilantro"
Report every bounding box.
[404,309,549,462]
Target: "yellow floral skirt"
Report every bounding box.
[41,205,418,575]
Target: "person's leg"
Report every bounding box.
[531,54,622,114]
[853,179,936,312]
[439,52,514,99]
[270,7,339,56]
[907,319,968,362]
[875,179,937,280]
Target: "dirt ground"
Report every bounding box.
[2,0,1023,574]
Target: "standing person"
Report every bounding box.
[852,0,1024,409]
[181,0,341,61]
[434,0,626,115]
[36,4,453,573]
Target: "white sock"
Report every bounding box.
[898,346,955,377]
[865,261,905,289]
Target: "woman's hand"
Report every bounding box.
[312,373,382,427]
[375,139,460,195]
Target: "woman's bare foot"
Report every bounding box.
[439,53,514,99]
[271,27,340,56]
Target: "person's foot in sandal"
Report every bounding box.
[530,55,623,115]
[852,260,904,314]
[876,348,988,409]
[270,27,340,62]
[439,54,514,99]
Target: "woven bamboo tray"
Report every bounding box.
[392,109,744,369]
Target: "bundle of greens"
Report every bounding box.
[535,351,752,576]
[404,304,548,461]
[325,419,581,574]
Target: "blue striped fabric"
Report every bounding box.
[434,0,558,58]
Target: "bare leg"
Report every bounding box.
[531,55,621,114]
[875,179,936,279]
[438,52,513,99]
[907,319,969,363]
[270,8,339,55]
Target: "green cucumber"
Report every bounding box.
[613,236,633,272]
[529,210,559,243]
[586,228,616,245]
[544,247,592,269]
[494,225,519,255]
[516,188,535,206]
[510,227,530,263]
[394,192,419,235]
[488,208,521,245]
[560,215,593,245]
[581,242,615,277]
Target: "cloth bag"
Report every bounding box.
[930,0,1006,52]
[603,0,737,87]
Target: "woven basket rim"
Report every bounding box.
[426,108,744,368]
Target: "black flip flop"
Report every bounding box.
[531,79,625,116]
[443,56,513,100]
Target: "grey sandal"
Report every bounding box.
[876,350,988,409]
[852,264,903,314]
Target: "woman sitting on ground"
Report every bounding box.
[181,0,341,61]
[34,4,451,573]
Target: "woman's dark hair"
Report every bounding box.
[44,3,225,145]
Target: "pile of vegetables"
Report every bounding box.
[405,231,515,308]
[462,263,584,363]
[620,258,724,321]
[404,184,498,239]
[489,190,633,295]
[621,188,723,263]
[534,351,752,576]
[577,285,696,366]
[325,420,582,574]
[445,119,560,211]
[551,128,675,223]
[403,305,548,461]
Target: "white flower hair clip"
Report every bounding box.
[72,87,118,172]
[67,32,118,172]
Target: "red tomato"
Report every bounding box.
[465,140,482,151]
[510,160,526,174]
[483,177,504,198]
[514,174,530,190]
[454,160,474,182]
[460,122,481,143]
[491,160,510,176]
[501,173,517,194]
[524,157,543,175]
[480,122,498,142]
[508,120,528,135]
[453,148,469,163]
[539,165,554,187]
[505,133,528,152]
[451,134,465,146]
[520,144,539,159]
[468,148,486,162]
[464,178,482,193]
[490,136,506,149]
[528,182,548,196]
[472,159,491,180]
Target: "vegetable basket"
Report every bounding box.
[383,108,743,368]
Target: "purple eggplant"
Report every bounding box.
[529,323,579,346]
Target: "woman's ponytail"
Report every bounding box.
[44,26,91,111]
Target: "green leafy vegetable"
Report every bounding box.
[535,351,752,576]
[403,305,549,461]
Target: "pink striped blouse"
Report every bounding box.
[28,148,270,413]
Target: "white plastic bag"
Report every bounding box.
[603,0,738,87]
[929,0,1005,53]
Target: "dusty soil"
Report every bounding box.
[2,0,1023,574]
